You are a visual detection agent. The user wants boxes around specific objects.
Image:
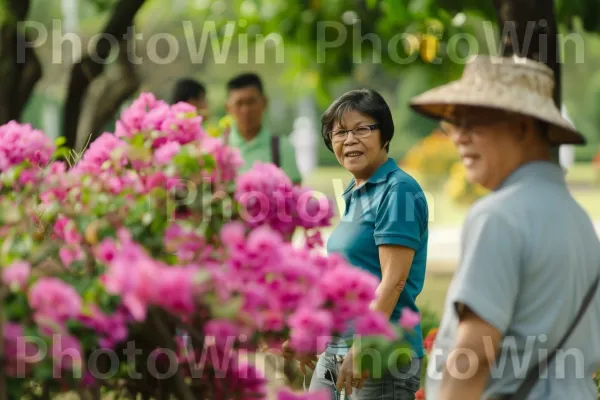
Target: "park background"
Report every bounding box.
[4,0,600,320]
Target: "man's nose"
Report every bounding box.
[450,129,472,145]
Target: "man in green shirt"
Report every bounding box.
[225,73,302,184]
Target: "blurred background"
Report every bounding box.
[3,0,600,314]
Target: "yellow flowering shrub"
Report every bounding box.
[401,131,459,188]
[401,131,488,206]
[444,161,489,206]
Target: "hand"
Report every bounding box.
[281,340,318,375]
[336,350,369,396]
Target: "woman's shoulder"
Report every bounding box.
[386,166,426,194]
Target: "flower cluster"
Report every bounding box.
[0,93,411,400]
[0,121,55,172]
[235,162,333,238]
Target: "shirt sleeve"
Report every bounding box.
[451,210,523,334]
[374,183,427,250]
[280,137,302,184]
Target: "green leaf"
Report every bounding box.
[207,294,244,319]
[33,359,54,381]
[54,136,67,147]
[5,295,30,320]
[52,147,71,160]
[366,0,379,10]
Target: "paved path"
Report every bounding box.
[297,221,600,274]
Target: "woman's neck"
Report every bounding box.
[354,156,388,188]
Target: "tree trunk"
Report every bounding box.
[75,38,141,151]
[493,0,561,160]
[0,0,42,124]
[63,0,146,150]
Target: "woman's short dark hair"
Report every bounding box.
[171,78,206,104]
[321,89,394,153]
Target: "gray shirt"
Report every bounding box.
[426,161,600,399]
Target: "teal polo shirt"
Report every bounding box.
[326,158,429,358]
[228,123,302,183]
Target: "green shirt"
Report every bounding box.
[228,123,302,183]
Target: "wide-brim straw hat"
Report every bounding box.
[409,54,586,146]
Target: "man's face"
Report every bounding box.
[443,110,531,190]
[226,86,266,137]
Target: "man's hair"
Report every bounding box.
[227,73,264,94]
[321,88,395,153]
[171,78,206,104]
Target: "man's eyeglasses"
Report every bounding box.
[329,124,378,143]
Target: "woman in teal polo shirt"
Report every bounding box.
[309,89,429,399]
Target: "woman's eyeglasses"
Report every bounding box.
[329,124,378,143]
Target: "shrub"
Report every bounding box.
[0,93,412,399]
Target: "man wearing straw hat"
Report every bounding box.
[410,55,600,399]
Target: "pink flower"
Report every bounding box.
[94,238,118,264]
[277,389,330,400]
[52,334,83,372]
[3,322,38,377]
[102,252,156,321]
[318,266,380,332]
[399,308,421,330]
[234,162,333,235]
[29,278,83,324]
[152,266,196,315]
[171,101,198,115]
[159,115,205,145]
[59,245,85,266]
[18,168,39,185]
[3,261,31,290]
[79,305,128,348]
[154,141,181,165]
[220,221,246,250]
[204,320,245,350]
[217,360,266,399]
[75,133,127,173]
[0,121,55,172]
[354,311,398,340]
[288,308,333,354]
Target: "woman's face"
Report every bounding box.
[330,110,388,180]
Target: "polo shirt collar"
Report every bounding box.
[228,122,269,147]
[342,158,398,199]
[496,160,565,191]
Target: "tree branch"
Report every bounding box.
[0,0,41,124]
[63,0,146,149]
[86,41,141,145]
[15,32,42,120]
[149,309,197,400]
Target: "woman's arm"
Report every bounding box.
[371,244,415,317]
[336,244,416,394]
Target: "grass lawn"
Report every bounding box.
[417,273,453,316]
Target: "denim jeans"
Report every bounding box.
[308,352,422,400]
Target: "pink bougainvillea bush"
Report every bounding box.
[0,93,414,399]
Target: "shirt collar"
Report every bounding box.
[342,158,398,198]
[496,160,565,191]
[228,122,269,147]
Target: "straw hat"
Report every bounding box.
[409,55,586,145]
